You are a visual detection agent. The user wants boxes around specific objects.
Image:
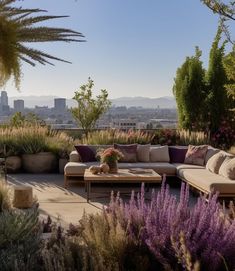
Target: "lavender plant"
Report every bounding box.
[107,178,235,271]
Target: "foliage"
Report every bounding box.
[1,181,235,270]
[46,131,74,159]
[107,181,235,271]
[0,181,11,212]
[0,126,74,157]
[10,112,45,127]
[152,129,180,145]
[201,0,235,44]
[80,128,233,149]
[0,0,84,89]
[173,27,233,136]
[70,78,111,136]
[206,27,228,133]
[0,207,42,271]
[178,130,210,146]
[173,47,206,131]
[97,147,124,163]
[223,45,235,110]
[81,129,154,145]
[210,119,235,150]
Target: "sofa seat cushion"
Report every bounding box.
[64,162,99,175]
[177,168,235,195]
[173,163,205,171]
[118,162,176,175]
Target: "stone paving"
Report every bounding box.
[7,174,198,227]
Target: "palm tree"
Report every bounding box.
[0,0,85,89]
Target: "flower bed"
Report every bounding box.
[1,179,234,270]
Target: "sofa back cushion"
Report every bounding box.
[219,157,235,179]
[184,145,208,166]
[206,151,228,174]
[169,146,188,163]
[74,145,97,162]
[137,144,150,162]
[114,143,137,162]
[205,146,220,164]
[150,145,170,162]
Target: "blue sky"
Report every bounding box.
[4,0,228,98]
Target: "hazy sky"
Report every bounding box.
[3,0,229,98]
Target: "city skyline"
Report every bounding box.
[2,1,229,99]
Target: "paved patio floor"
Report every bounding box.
[7,174,198,227]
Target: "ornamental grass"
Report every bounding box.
[0,125,74,157]
[81,129,154,145]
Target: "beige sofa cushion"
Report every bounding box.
[64,162,99,175]
[219,157,235,180]
[70,151,81,162]
[137,144,150,162]
[65,161,176,176]
[205,147,220,164]
[206,151,227,174]
[150,146,170,162]
[118,162,176,175]
[173,163,205,171]
[177,168,235,195]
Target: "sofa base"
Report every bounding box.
[179,176,235,198]
[64,174,84,188]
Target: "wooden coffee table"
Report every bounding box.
[84,168,162,202]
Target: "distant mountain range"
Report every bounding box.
[9,95,176,109]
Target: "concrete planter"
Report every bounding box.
[59,158,68,174]
[6,156,22,173]
[22,152,57,173]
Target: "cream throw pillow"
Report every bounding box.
[206,151,227,174]
[219,157,235,180]
[150,145,170,162]
[137,144,150,162]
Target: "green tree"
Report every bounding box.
[173,47,206,131]
[10,112,45,127]
[223,45,235,111]
[201,0,235,44]
[70,78,111,136]
[0,0,84,89]
[206,27,228,132]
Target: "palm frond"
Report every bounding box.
[0,0,85,89]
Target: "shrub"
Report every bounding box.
[210,119,235,150]
[152,129,179,145]
[0,206,42,271]
[107,181,235,271]
[0,181,11,212]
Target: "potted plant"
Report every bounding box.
[98,147,123,173]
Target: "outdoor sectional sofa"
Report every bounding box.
[64,144,235,197]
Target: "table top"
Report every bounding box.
[84,168,161,182]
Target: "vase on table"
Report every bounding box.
[107,160,118,173]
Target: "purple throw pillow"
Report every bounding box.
[74,145,97,162]
[114,143,137,162]
[169,146,188,163]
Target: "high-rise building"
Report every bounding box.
[54,98,66,111]
[14,99,24,112]
[1,91,8,106]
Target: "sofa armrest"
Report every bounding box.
[70,150,81,162]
